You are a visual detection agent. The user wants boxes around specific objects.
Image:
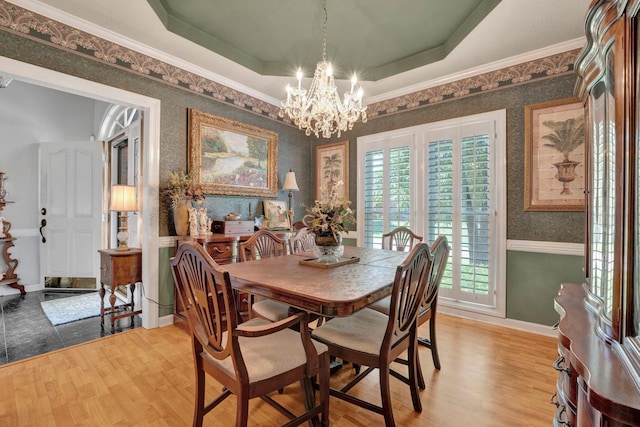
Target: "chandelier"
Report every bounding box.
[279,0,367,138]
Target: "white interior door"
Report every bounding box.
[39,141,102,288]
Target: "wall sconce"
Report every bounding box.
[282,170,299,230]
[0,77,13,89]
[109,184,138,251]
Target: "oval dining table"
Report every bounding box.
[223,246,410,318]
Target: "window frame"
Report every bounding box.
[357,110,506,317]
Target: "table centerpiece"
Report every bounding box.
[303,182,355,263]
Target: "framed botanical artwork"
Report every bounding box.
[316,140,349,202]
[188,108,278,197]
[263,200,290,230]
[524,97,585,211]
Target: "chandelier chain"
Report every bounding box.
[322,0,327,62]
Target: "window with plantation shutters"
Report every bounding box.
[361,133,414,248]
[424,127,493,305]
[358,110,506,315]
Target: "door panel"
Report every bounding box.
[40,141,102,288]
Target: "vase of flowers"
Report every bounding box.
[162,170,205,235]
[303,183,355,263]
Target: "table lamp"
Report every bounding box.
[282,170,299,230]
[110,184,138,251]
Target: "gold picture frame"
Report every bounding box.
[188,108,278,197]
[524,98,585,212]
[316,140,349,202]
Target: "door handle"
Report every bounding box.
[39,218,47,243]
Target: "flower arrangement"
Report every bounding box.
[303,182,355,239]
[163,170,205,209]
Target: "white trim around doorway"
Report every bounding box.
[0,55,161,329]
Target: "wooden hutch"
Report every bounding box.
[554,0,640,425]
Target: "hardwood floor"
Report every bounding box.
[0,313,558,426]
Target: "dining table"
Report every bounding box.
[223,245,410,318]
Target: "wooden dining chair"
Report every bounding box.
[311,243,434,427]
[170,241,330,427]
[239,230,291,322]
[369,236,449,388]
[381,226,423,252]
[289,227,315,254]
[292,220,307,231]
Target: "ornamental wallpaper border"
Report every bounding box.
[0,0,579,124]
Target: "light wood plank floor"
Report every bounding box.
[0,314,558,426]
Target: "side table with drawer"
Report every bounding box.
[98,248,143,333]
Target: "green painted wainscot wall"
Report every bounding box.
[506,250,584,326]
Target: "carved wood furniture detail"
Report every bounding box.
[0,201,25,295]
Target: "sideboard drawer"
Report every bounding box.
[202,241,234,263]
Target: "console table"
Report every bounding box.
[0,201,25,295]
[99,248,142,333]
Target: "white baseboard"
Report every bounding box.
[438,305,557,338]
[158,314,175,328]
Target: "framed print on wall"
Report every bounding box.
[524,97,585,211]
[316,140,349,202]
[188,108,278,197]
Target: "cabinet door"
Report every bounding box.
[586,19,626,338]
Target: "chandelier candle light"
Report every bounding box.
[280,0,367,138]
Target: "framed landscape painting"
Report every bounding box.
[524,98,585,211]
[188,108,278,197]
[316,140,349,202]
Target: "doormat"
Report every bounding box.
[40,292,124,326]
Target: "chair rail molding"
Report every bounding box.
[506,239,583,256]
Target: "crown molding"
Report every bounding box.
[366,38,586,105]
[2,0,582,125]
[5,0,280,106]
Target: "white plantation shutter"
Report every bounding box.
[359,111,505,314]
[364,150,384,248]
[361,133,414,248]
[424,122,494,305]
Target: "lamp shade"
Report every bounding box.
[282,170,299,191]
[110,185,137,212]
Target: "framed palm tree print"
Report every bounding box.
[524,97,585,211]
[316,140,349,202]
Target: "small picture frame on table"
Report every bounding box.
[263,200,290,230]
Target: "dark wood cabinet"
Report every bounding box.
[554,1,640,425]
